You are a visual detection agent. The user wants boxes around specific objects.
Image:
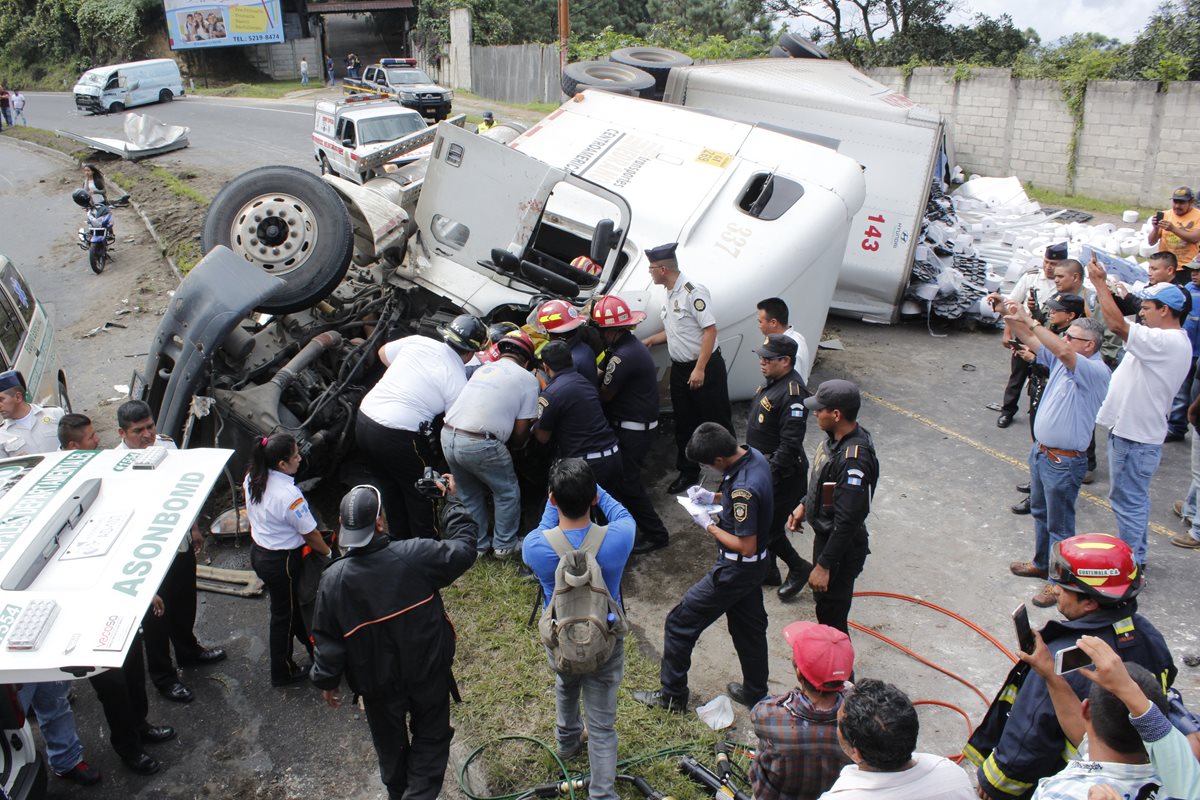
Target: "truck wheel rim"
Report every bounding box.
[229,193,318,275]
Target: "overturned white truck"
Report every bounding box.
[136,90,865,479]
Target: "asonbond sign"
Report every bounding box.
[164,0,284,50]
[0,448,231,682]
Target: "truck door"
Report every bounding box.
[415,122,631,299]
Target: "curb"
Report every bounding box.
[2,134,184,282]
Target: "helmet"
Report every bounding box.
[570,255,602,277]
[591,295,647,329]
[536,299,584,333]
[439,314,488,353]
[71,188,92,208]
[487,321,520,345]
[495,330,535,362]
[1050,533,1142,604]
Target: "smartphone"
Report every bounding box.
[1054,645,1094,675]
[1012,604,1035,655]
[1156,210,1165,224]
[1006,339,1023,351]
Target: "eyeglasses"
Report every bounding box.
[1062,332,1088,343]
[758,355,786,362]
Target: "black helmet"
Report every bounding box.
[487,321,520,344]
[71,188,91,208]
[439,314,487,353]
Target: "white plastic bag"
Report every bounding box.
[695,694,734,730]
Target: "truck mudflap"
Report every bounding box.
[136,246,285,442]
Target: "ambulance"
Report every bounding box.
[312,98,428,184]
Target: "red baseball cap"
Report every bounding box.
[783,621,854,690]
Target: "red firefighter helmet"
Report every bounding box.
[536,299,584,333]
[570,255,603,277]
[1049,533,1142,604]
[591,294,647,329]
[495,330,536,362]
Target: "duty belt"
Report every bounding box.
[1038,443,1084,463]
[615,420,657,431]
[722,549,767,563]
[445,424,496,440]
[583,445,619,460]
[671,347,721,366]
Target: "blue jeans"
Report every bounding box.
[1107,433,1162,565]
[1029,444,1089,571]
[441,428,520,552]
[18,681,83,774]
[1185,429,1200,543]
[1167,356,1198,437]
[549,639,624,800]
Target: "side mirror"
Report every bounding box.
[590,218,615,265]
[129,81,140,91]
[342,138,354,148]
[491,248,520,274]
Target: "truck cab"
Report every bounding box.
[313,98,428,184]
[347,58,453,121]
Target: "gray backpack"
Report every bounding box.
[538,524,628,675]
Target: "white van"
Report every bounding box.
[73,58,184,115]
[313,98,428,184]
[0,256,70,411]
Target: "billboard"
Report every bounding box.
[164,0,284,50]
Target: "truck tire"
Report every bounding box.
[561,61,656,98]
[108,102,125,114]
[318,153,332,175]
[201,165,354,314]
[769,45,790,58]
[777,32,828,59]
[609,47,693,92]
[159,89,174,103]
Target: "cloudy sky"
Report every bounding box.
[949,0,1160,43]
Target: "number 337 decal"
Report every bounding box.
[861,214,885,252]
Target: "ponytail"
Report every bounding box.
[245,431,296,504]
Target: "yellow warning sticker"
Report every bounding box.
[696,149,732,168]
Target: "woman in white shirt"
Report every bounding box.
[244,432,331,687]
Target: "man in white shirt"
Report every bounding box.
[756,297,813,383]
[1089,262,1193,569]
[0,370,64,455]
[819,679,973,799]
[440,330,539,558]
[356,315,486,539]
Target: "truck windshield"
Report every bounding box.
[385,69,434,85]
[358,114,428,145]
[78,71,106,87]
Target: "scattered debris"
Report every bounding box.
[82,321,128,337]
[55,113,189,160]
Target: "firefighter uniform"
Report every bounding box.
[598,328,670,551]
[657,447,773,706]
[804,423,878,633]
[745,335,813,592]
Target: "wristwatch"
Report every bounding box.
[1030,319,1042,329]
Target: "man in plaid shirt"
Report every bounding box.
[750,622,854,800]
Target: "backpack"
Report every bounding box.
[538,524,628,675]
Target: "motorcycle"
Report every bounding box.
[71,188,130,274]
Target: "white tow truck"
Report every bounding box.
[313,98,430,184]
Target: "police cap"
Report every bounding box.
[1045,292,1085,317]
[644,242,678,263]
[803,379,861,415]
[1045,242,1068,261]
[0,371,23,394]
[754,334,798,361]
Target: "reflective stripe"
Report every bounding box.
[962,743,986,768]
[998,682,1019,705]
[1113,617,1134,635]
[981,753,1035,796]
[343,594,435,638]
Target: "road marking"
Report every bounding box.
[862,390,1176,539]
[185,99,311,116]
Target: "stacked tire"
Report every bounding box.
[770,32,828,59]
[561,47,693,101]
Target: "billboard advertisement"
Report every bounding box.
[164,0,284,50]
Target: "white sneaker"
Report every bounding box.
[493,548,514,560]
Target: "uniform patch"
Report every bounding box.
[846,467,865,487]
[288,497,305,511]
[758,413,765,423]
[603,356,621,386]
[693,298,706,312]
[789,403,805,418]
[730,488,753,501]
[759,396,772,411]
[847,445,860,460]
[733,502,748,522]
[536,396,549,419]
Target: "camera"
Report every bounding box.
[415,466,448,499]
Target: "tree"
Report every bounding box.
[643,0,772,41]
[760,0,951,50]
[1115,0,1199,81]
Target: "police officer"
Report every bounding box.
[746,334,814,598]
[787,381,878,634]
[634,422,772,712]
[533,340,624,498]
[0,370,64,455]
[536,299,600,388]
[640,243,734,494]
[592,294,671,555]
[357,314,487,539]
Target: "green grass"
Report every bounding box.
[0,126,92,160]
[444,558,731,800]
[454,89,559,115]
[189,80,310,98]
[1024,183,1158,220]
[148,166,210,206]
[170,239,203,274]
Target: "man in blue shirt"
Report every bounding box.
[522,459,635,800]
[1002,300,1111,608]
[635,422,773,712]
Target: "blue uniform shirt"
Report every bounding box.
[534,366,619,458]
[599,330,660,424]
[522,488,636,607]
[716,447,774,558]
[1033,346,1111,451]
[1184,281,1200,357]
[570,338,600,388]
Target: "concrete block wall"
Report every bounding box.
[866,66,1200,205]
[245,37,320,81]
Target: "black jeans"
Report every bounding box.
[362,674,454,800]
[669,352,734,478]
[812,531,869,634]
[142,546,203,688]
[612,427,670,544]
[251,543,310,681]
[1001,351,1032,415]
[88,634,149,760]
[356,413,436,539]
